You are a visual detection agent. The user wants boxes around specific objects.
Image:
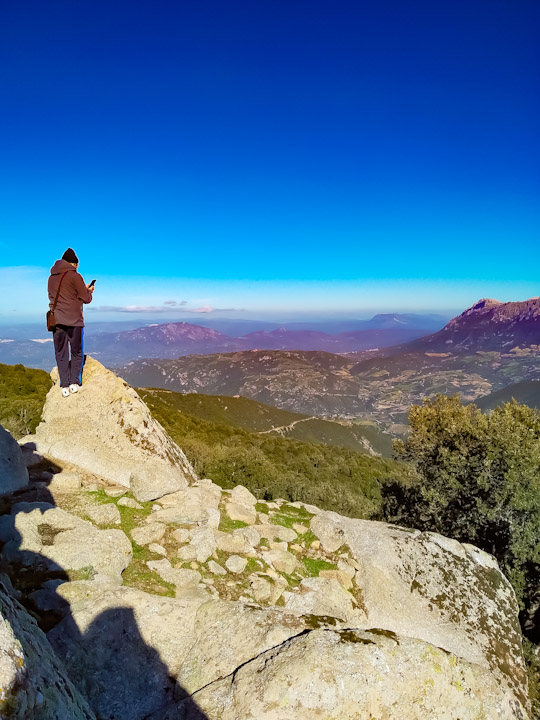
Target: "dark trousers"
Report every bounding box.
[53,325,85,387]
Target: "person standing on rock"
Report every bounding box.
[48,248,94,397]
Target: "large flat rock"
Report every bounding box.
[310,511,529,708]
[20,357,196,501]
[187,628,528,720]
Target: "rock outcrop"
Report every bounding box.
[0,366,532,719]
[310,510,528,703]
[0,574,96,719]
[0,424,28,495]
[188,629,525,720]
[20,357,196,501]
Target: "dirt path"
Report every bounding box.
[258,417,316,435]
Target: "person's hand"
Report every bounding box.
[87,284,94,292]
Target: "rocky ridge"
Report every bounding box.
[0,358,532,719]
[401,297,540,354]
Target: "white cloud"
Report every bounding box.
[92,304,236,314]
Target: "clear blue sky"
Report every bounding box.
[1,0,538,321]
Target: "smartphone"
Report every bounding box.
[89,279,97,288]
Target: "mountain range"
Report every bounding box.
[118,298,540,426]
[0,312,446,369]
[118,346,540,427]
[389,297,540,354]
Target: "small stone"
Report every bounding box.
[117,497,143,509]
[290,543,303,553]
[104,486,127,498]
[208,560,227,576]
[319,569,353,590]
[201,578,215,585]
[190,562,198,570]
[283,577,356,621]
[217,533,250,554]
[86,503,121,526]
[147,559,200,588]
[230,485,257,507]
[148,543,167,556]
[269,541,288,551]
[249,574,272,602]
[171,528,190,544]
[195,478,223,508]
[255,524,297,543]
[292,523,309,534]
[189,527,218,562]
[310,515,346,553]
[177,545,198,561]
[225,555,248,574]
[205,507,221,528]
[337,559,356,578]
[131,523,166,546]
[48,472,82,493]
[225,502,256,525]
[151,503,205,525]
[268,575,289,604]
[262,549,297,574]
[234,525,260,548]
[311,540,320,550]
[258,513,270,523]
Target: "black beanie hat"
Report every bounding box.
[62,248,79,263]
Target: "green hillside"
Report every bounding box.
[284,417,394,457]
[0,362,52,438]
[146,391,304,431]
[476,380,540,412]
[138,388,409,519]
[138,388,394,456]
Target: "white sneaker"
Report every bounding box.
[61,387,70,398]
[69,384,80,394]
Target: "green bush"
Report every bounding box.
[0,363,52,437]
[378,395,540,713]
[380,396,540,614]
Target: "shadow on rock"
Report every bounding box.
[49,607,208,720]
[0,443,210,720]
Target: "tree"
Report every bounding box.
[380,395,540,642]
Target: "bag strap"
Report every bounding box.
[51,272,69,313]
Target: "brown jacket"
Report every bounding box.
[48,259,93,327]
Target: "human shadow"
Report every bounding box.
[0,443,210,720]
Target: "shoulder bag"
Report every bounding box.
[46,272,68,331]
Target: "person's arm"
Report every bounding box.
[74,273,93,304]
